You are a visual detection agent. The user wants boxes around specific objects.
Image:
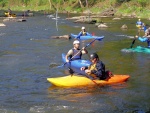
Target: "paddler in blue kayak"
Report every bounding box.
[136,19,143,29]
[76,27,91,39]
[81,53,111,80]
[135,27,150,48]
[65,40,88,62]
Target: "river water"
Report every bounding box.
[0,13,150,113]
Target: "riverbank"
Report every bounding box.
[0,0,150,19]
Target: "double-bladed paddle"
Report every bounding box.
[58,36,104,68]
[130,30,140,48]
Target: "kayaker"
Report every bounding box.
[65,40,88,62]
[76,27,91,39]
[8,8,12,16]
[135,27,150,48]
[136,19,143,29]
[81,53,110,80]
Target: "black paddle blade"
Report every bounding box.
[68,68,74,75]
[130,39,136,48]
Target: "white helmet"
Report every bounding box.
[73,40,80,45]
[81,26,85,30]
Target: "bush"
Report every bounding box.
[0,0,7,7]
[138,0,147,7]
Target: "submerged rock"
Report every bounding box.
[0,23,6,26]
[3,17,26,22]
[51,35,71,39]
[121,24,128,29]
[98,24,108,28]
[113,17,121,20]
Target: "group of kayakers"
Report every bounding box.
[64,20,150,80]
[65,27,111,80]
[136,19,150,48]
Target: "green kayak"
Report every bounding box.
[121,46,150,54]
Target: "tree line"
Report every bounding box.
[0,0,149,10]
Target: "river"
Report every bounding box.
[0,13,150,113]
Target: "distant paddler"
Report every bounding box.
[135,27,150,48]
[76,27,92,39]
[5,8,16,17]
[136,19,143,29]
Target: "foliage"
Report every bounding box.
[138,0,147,7]
[0,0,7,7]
[0,0,150,18]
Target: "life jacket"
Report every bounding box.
[87,64,98,79]
[88,61,106,80]
[81,31,87,36]
[69,48,82,60]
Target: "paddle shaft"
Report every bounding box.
[62,38,97,67]
[130,30,140,48]
[85,75,98,85]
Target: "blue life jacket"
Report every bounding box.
[70,48,82,60]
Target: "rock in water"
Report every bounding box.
[121,24,128,29]
[51,35,71,39]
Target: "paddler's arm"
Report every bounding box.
[65,49,73,62]
[86,32,92,36]
[138,37,148,42]
[76,32,82,39]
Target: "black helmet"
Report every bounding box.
[90,53,99,60]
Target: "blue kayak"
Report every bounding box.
[62,53,91,75]
[71,33,104,40]
[121,46,150,54]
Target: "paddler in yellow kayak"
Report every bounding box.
[65,40,88,62]
[136,19,143,29]
[81,53,112,80]
[76,27,91,39]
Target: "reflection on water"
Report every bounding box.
[0,14,150,113]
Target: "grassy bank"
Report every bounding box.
[0,0,150,19]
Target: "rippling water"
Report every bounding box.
[0,14,150,113]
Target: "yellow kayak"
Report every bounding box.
[5,12,16,17]
[47,75,130,87]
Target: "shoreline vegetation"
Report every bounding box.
[0,0,150,19]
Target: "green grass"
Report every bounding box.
[0,0,150,19]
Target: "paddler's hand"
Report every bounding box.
[66,59,70,63]
[135,35,138,38]
[81,67,85,71]
[85,69,91,74]
[82,47,85,50]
